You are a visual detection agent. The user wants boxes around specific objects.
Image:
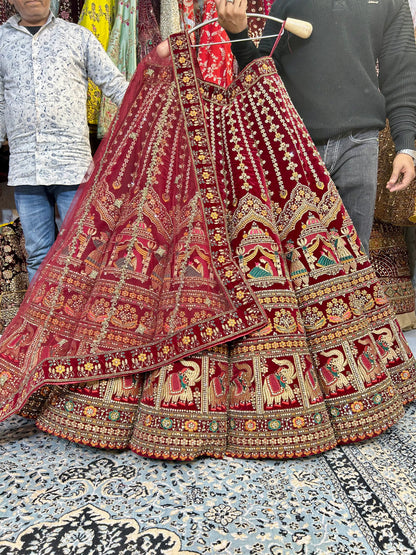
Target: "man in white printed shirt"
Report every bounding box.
[0,0,129,281]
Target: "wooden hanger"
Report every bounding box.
[188,13,313,47]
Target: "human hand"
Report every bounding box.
[386,153,415,191]
[157,40,170,58]
[214,0,248,34]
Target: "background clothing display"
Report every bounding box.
[137,0,161,62]
[57,0,84,22]
[0,3,15,24]
[375,122,416,226]
[78,0,116,125]
[369,221,416,330]
[0,219,28,335]
[97,0,138,138]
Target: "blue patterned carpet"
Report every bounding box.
[1,334,416,555]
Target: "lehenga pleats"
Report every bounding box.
[0,33,415,460]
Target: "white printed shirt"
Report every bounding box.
[0,13,129,186]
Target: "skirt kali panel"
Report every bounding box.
[2,34,416,460]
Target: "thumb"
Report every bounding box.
[387,167,400,187]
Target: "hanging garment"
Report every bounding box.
[409,0,416,25]
[137,0,162,62]
[369,221,416,331]
[0,219,28,335]
[246,0,267,37]
[196,0,269,87]
[0,33,415,460]
[50,0,60,16]
[375,122,416,226]
[0,3,16,23]
[58,0,84,22]
[97,0,138,138]
[78,0,116,125]
[197,0,234,86]
[177,0,196,31]
[159,0,182,39]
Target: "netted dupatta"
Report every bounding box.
[0,35,266,420]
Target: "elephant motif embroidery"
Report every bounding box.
[230,362,254,408]
[373,328,399,365]
[161,360,201,406]
[356,338,384,384]
[103,375,141,402]
[208,363,228,410]
[262,358,296,407]
[319,349,350,394]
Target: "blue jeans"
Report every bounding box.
[316,129,379,256]
[14,185,79,282]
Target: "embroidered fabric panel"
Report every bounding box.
[369,220,416,328]
[0,220,28,334]
[375,122,416,226]
[97,0,139,138]
[1,33,416,460]
[78,0,115,125]
[137,0,162,62]
[58,0,85,22]
[197,0,234,87]
[0,3,16,24]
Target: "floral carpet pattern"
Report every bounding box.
[0,399,415,555]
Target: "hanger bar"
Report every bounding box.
[188,14,312,40]
[189,14,284,34]
[191,33,282,48]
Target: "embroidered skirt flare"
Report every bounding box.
[0,34,415,460]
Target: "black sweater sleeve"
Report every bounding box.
[227,0,416,149]
[227,28,262,70]
[227,8,289,73]
[378,0,416,151]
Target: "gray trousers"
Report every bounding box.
[316,129,379,256]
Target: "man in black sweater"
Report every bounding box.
[215,0,416,255]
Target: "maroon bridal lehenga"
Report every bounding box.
[0,33,415,460]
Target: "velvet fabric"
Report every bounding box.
[0,33,415,460]
[0,219,28,335]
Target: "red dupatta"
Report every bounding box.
[0,35,267,420]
